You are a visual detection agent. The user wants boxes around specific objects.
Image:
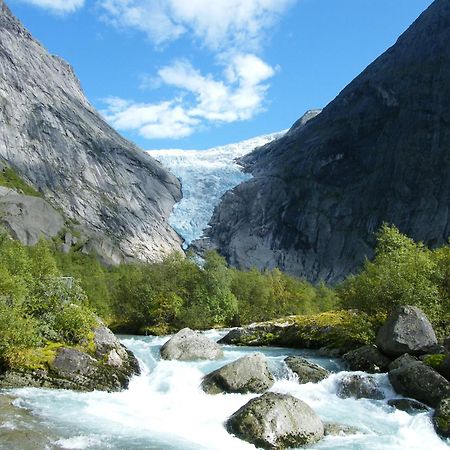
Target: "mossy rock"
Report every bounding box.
[434,398,450,438]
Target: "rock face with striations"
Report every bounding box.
[202,0,450,283]
[0,1,182,263]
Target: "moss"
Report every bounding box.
[0,166,42,197]
[7,342,63,370]
[423,354,446,368]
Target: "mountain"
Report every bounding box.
[0,1,182,263]
[148,131,286,247]
[203,0,450,283]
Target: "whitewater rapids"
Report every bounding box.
[1,330,448,450]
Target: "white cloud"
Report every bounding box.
[99,0,295,51]
[98,0,295,140]
[23,0,84,13]
[101,54,276,139]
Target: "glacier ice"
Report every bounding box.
[148,131,285,248]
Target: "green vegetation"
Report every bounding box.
[0,236,97,369]
[0,224,448,369]
[338,224,450,337]
[0,166,41,197]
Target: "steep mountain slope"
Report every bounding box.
[0,1,182,263]
[204,0,450,283]
[148,131,286,247]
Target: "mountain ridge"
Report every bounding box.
[0,0,183,263]
[203,0,450,283]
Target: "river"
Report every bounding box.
[0,330,448,449]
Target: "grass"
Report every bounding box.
[0,166,42,197]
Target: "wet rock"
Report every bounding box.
[336,374,385,400]
[376,306,438,357]
[388,354,420,371]
[387,398,429,413]
[202,353,274,394]
[324,423,361,436]
[160,328,223,361]
[226,392,324,449]
[388,360,450,408]
[342,345,392,373]
[284,356,329,383]
[433,397,450,438]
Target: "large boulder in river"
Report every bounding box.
[160,328,223,361]
[336,374,385,400]
[434,397,450,438]
[387,398,429,413]
[342,345,392,373]
[202,353,274,394]
[376,306,437,357]
[388,360,450,407]
[284,356,329,383]
[0,326,140,392]
[226,392,324,449]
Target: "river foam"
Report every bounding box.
[1,332,448,450]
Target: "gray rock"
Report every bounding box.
[202,353,274,394]
[0,187,64,245]
[336,374,385,400]
[376,306,437,357]
[437,356,450,381]
[388,360,450,407]
[284,356,329,383]
[387,398,429,413]
[226,392,324,449]
[323,423,361,436]
[343,345,392,373]
[444,338,450,353]
[0,2,182,264]
[433,397,450,438]
[160,328,223,361]
[201,0,450,284]
[388,354,420,372]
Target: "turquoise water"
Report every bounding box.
[1,330,448,449]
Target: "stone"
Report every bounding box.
[323,423,361,436]
[336,374,385,400]
[433,397,450,439]
[160,328,223,361]
[202,353,274,394]
[376,306,438,357]
[342,345,392,373]
[284,356,329,383]
[0,2,182,264]
[387,398,429,413]
[438,356,450,381]
[226,392,324,449]
[388,360,450,408]
[388,354,419,372]
[200,0,450,284]
[444,337,450,353]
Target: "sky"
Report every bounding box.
[8,0,434,150]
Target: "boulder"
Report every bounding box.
[433,397,450,439]
[388,360,450,407]
[226,392,324,449]
[387,398,429,413]
[376,306,438,357]
[160,328,223,361]
[342,345,392,373]
[336,374,385,400]
[388,354,420,371]
[202,353,274,394]
[284,356,329,383]
[323,423,361,436]
[0,327,140,392]
[438,356,450,381]
[444,337,450,353]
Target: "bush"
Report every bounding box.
[338,224,449,336]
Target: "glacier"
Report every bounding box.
[148,131,285,248]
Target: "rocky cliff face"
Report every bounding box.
[0,1,182,263]
[204,0,450,283]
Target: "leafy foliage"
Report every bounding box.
[338,224,450,337]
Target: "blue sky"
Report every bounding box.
[9,0,433,150]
